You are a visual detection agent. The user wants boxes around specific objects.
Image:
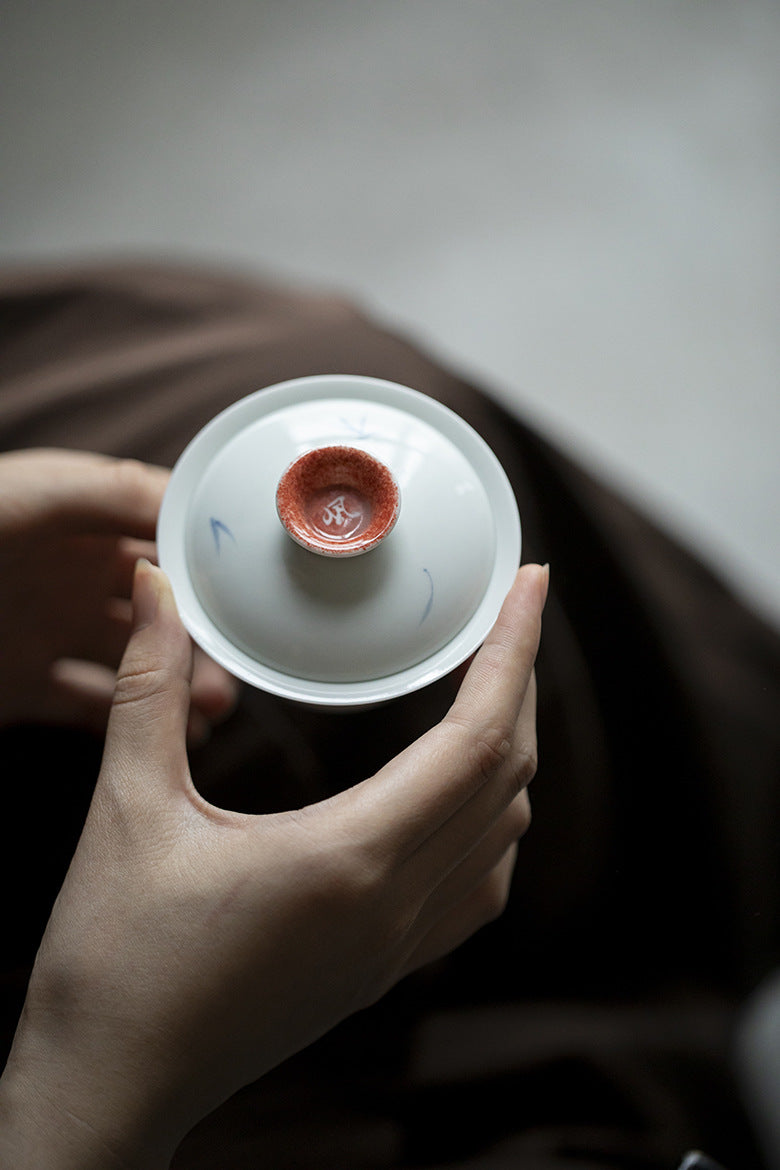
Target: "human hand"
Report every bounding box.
[0,560,547,1170]
[0,448,237,738]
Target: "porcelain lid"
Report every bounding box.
[157,375,521,706]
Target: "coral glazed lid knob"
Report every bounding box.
[276,445,400,557]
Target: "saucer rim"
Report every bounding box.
[158,374,521,706]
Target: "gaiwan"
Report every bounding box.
[157,374,521,707]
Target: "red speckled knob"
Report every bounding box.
[276,445,400,557]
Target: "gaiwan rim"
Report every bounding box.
[157,374,521,706]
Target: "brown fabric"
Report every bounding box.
[1,259,778,1169]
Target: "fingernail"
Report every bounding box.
[539,563,550,609]
[133,557,160,630]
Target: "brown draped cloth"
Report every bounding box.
[0,260,778,1170]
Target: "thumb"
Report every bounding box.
[101,559,194,796]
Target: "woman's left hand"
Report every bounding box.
[0,448,237,737]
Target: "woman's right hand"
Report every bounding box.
[0,560,547,1170]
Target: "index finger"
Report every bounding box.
[2,449,169,540]
[447,561,548,739]
[340,563,549,861]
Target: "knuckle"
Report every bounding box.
[112,456,149,493]
[111,457,159,512]
[468,722,514,781]
[475,866,513,925]
[332,848,383,909]
[284,817,416,969]
[112,662,172,708]
[508,791,532,839]
[509,742,538,792]
[294,830,385,915]
[334,845,415,946]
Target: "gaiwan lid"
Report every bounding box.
[157,375,521,706]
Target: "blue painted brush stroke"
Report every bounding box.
[210,517,236,554]
[420,568,434,625]
[339,415,372,439]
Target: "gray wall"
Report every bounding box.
[2,1,778,623]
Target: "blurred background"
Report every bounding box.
[2,0,778,624]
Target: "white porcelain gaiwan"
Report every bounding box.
[157,375,521,706]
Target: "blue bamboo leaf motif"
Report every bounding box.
[210,517,236,555]
[339,415,372,439]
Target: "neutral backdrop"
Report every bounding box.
[2,0,778,624]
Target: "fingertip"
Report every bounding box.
[512,562,550,613]
[493,563,548,640]
[132,557,160,631]
[132,558,179,631]
[127,559,193,687]
[537,562,550,610]
[107,560,194,779]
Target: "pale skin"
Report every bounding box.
[0,448,548,1170]
[0,448,237,739]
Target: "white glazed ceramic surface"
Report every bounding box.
[158,376,521,705]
